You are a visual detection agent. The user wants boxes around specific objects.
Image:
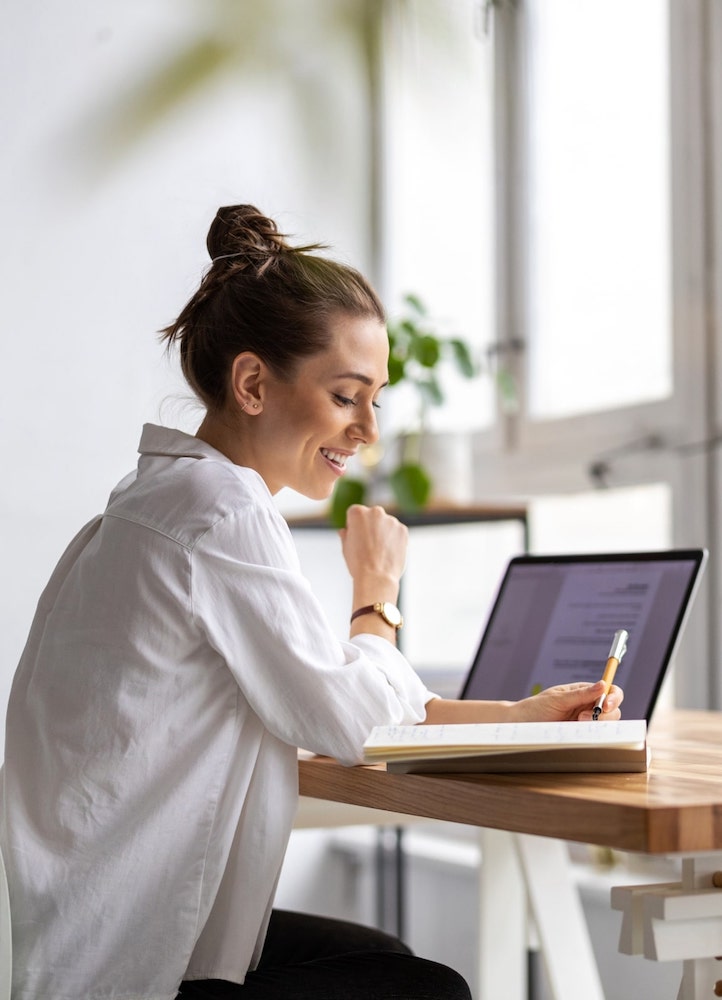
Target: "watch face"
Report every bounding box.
[380,602,403,627]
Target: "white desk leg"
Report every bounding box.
[515,834,605,1000]
[612,852,722,1000]
[677,958,721,1000]
[477,828,527,1000]
[675,856,722,1000]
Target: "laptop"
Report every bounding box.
[459,549,707,721]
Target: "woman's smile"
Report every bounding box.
[320,447,353,474]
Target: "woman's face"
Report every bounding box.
[251,313,389,499]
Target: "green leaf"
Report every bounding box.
[449,338,477,378]
[329,478,367,528]
[404,293,427,316]
[496,368,519,413]
[412,335,441,368]
[399,318,419,341]
[418,376,444,407]
[389,463,432,511]
[387,355,406,385]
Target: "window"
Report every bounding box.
[479,0,718,709]
[523,0,671,419]
[382,0,496,433]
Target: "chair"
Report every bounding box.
[0,847,11,1000]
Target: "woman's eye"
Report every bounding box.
[333,393,381,409]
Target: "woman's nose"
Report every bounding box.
[349,405,379,445]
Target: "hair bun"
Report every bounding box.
[207,205,288,272]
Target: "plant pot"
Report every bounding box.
[418,431,474,506]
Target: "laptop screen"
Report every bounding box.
[460,549,707,720]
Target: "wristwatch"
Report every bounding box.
[350,602,404,630]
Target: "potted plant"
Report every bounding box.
[329,294,480,527]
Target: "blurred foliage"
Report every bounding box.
[66,0,462,178]
[387,293,477,410]
[70,0,380,173]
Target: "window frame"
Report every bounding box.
[475,0,720,709]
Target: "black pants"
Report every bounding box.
[177,910,471,999]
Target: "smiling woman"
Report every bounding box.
[0,204,469,1000]
[195,312,389,498]
[0,205,621,1000]
[161,206,391,499]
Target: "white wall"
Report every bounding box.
[0,0,375,741]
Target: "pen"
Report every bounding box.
[592,629,628,721]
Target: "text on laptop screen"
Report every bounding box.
[460,551,706,720]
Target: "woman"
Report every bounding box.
[0,205,622,1000]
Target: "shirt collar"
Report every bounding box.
[138,423,229,463]
[137,423,272,498]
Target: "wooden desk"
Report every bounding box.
[299,710,722,1000]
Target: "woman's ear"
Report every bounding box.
[230,352,265,414]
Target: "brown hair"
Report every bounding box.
[160,205,386,411]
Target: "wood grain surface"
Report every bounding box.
[298,710,722,854]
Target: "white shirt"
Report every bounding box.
[1,425,434,1000]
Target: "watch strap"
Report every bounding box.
[350,604,378,622]
[350,602,403,630]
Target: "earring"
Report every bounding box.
[240,401,260,413]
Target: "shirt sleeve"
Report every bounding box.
[190,502,435,765]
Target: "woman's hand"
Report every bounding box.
[340,505,408,642]
[339,504,408,590]
[509,681,624,724]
